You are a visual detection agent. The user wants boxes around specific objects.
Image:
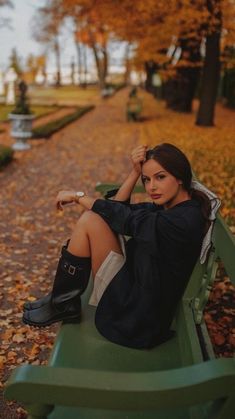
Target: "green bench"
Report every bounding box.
[5,183,235,419]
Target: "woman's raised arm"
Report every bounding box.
[113,145,147,202]
[55,146,147,210]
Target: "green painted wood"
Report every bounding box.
[5,359,235,410]
[175,302,204,366]
[212,214,235,284]
[48,281,181,373]
[24,403,54,419]
[49,406,191,419]
[192,248,219,325]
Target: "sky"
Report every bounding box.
[0,0,88,71]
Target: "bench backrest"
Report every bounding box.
[176,213,235,364]
[184,214,235,321]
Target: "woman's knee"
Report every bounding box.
[78,210,118,242]
[76,210,107,233]
[78,210,101,226]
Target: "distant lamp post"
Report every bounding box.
[71,58,75,85]
[0,70,4,96]
[9,80,35,151]
[5,67,17,105]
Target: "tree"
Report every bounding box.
[196,0,223,126]
[31,0,64,87]
[9,47,22,76]
[104,0,235,123]
[75,24,109,89]
[61,0,111,89]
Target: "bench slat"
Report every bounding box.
[5,359,235,410]
[212,214,235,283]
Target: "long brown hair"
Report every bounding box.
[145,143,211,234]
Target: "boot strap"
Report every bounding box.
[62,261,81,275]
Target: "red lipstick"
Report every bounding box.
[151,194,162,199]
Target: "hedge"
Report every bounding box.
[0,144,14,169]
[0,104,60,122]
[32,105,94,139]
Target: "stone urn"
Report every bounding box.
[9,113,35,150]
[8,80,35,151]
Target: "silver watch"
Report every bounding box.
[75,191,85,203]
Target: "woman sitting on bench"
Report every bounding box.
[23,143,218,349]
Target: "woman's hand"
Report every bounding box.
[56,190,77,210]
[131,145,147,174]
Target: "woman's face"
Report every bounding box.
[141,158,184,209]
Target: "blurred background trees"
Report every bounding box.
[1,0,235,126]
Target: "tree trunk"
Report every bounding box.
[165,32,201,113]
[54,38,61,87]
[165,67,200,112]
[83,44,88,88]
[124,43,131,85]
[196,31,221,126]
[145,61,157,93]
[75,41,82,85]
[196,0,222,126]
[92,45,107,91]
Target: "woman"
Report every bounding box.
[23,143,213,349]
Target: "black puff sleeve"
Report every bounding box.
[91,199,189,255]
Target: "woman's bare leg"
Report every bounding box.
[68,210,123,276]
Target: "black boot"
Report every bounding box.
[23,242,69,311]
[23,292,52,311]
[22,246,91,327]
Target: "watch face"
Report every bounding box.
[76,191,84,197]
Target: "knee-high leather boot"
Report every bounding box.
[22,245,91,327]
[23,242,69,312]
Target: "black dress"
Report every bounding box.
[91,196,205,349]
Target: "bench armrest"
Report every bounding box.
[5,358,235,410]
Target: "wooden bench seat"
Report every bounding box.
[5,183,235,419]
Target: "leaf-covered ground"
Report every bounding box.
[0,88,234,417]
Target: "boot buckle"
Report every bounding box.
[68,265,76,275]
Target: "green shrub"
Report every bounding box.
[0,144,14,168]
[32,105,94,138]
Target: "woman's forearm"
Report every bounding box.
[77,169,139,208]
[114,169,140,202]
[76,196,96,210]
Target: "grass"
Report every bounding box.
[29,85,99,105]
[0,105,60,122]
